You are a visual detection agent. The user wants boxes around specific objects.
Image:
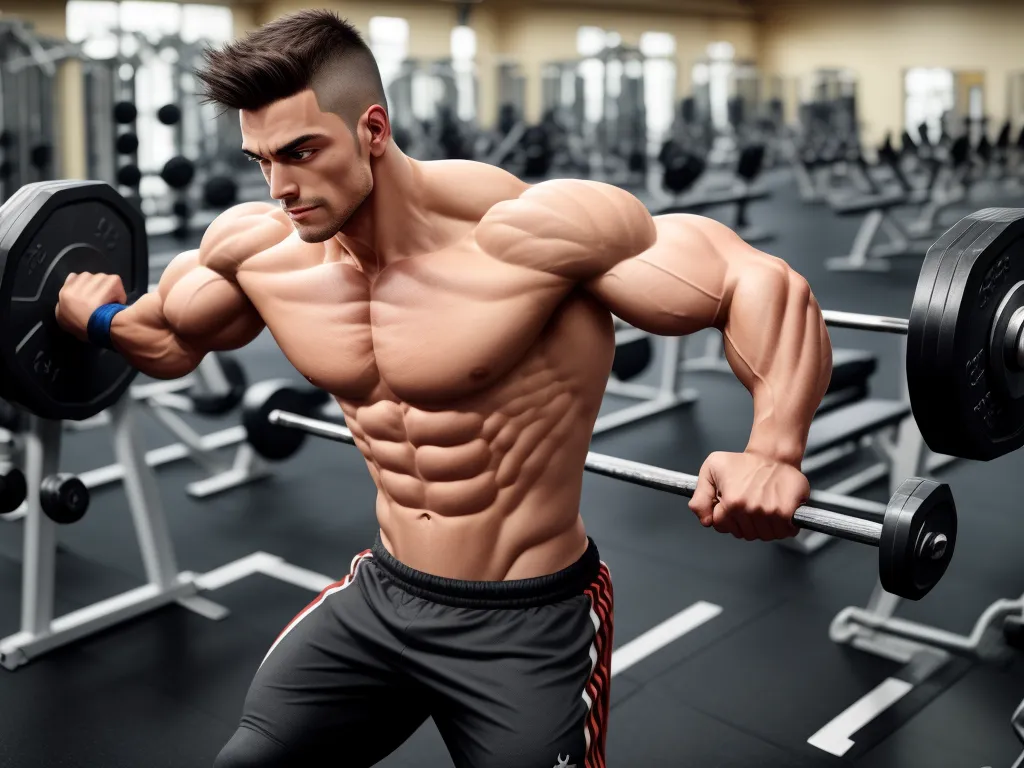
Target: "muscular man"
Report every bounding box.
[56,10,831,767]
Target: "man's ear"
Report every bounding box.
[364,105,390,157]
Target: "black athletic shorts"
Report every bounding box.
[214,534,614,768]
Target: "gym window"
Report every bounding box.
[694,41,736,133]
[904,67,955,145]
[639,32,677,147]
[451,25,476,122]
[577,26,608,125]
[369,16,409,91]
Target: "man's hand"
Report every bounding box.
[55,272,128,342]
[688,452,809,541]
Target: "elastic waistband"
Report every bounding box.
[369,534,601,609]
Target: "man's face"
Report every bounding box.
[240,89,372,242]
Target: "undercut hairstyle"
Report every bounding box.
[194,9,387,132]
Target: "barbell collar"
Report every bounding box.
[267,409,884,547]
[1004,306,1024,371]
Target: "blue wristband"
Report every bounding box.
[87,303,128,350]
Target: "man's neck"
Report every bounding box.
[336,147,437,271]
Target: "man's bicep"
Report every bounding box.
[161,264,265,351]
[585,214,739,336]
[158,203,284,350]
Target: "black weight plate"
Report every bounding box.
[880,478,957,601]
[191,354,248,416]
[611,336,653,381]
[0,181,68,406]
[0,181,148,421]
[241,380,310,461]
[907,208,1024,461]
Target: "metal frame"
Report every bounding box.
[62,355,269,500]
[0,397,227,671]
[596,327,698,435]
[830,584,1022,665]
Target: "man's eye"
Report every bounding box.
[290,150,313,161]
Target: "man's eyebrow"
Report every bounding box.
[241,134,325,160]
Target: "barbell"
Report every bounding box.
[232,385,957,601]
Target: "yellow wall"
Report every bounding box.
[256,0,459,59]
[0,0,66,37]
[231,3,261,37]
[757,0,1024,145]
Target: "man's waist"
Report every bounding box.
[368,532,601,609]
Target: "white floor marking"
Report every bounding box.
[807,678,915,756]
[611,601,723,677]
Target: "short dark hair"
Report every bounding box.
[194,9,387,126]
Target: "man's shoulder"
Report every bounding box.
[475,178,656,280]
[198,202,293,274]
[420,159,528,214]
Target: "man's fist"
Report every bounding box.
[688,451,809,541]
[55,272,127,342]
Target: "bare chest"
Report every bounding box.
[237,243,569,403]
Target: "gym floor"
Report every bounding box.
[1,170,1022,767]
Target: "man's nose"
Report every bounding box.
[268,164,299,201]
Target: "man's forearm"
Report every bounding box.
[108,293,203,380]
[721,263,832,467]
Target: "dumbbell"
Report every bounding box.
[114,101,181,127]
[0,468,27,515]
[117,156,195,190]
[40,474,89,525]
[157,104,181,126]
[0,469,85,522]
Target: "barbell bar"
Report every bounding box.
[821,310,909,336]
[264,407,957,601]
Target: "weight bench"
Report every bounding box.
[817,348,877,415]
[804,397,911,460]
[654,186,773,244]
[684,339,877,415]
[826,190,931,272]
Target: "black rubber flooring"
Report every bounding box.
[0,166,1021,767]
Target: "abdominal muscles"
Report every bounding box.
[338,293,613,580]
